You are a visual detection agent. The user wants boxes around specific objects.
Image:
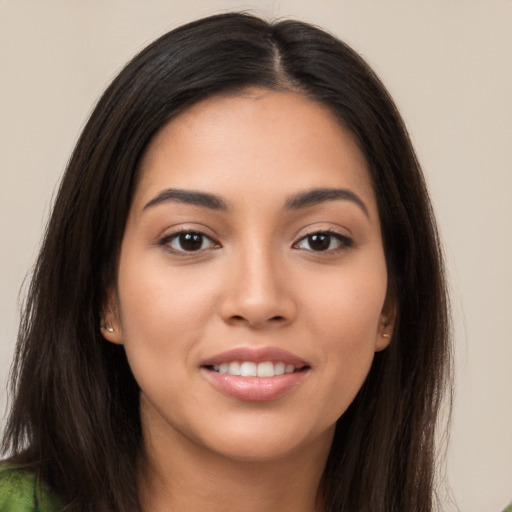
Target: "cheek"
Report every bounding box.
[304,264,387,345]
[114,253,221,382]
[117,251,220,334]
[301,266,387,411]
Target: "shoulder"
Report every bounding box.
[0,464,36,510]
[0,464,62,512]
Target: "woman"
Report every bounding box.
[0,12,451,512]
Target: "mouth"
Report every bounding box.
[204,361,308,377]
[200,347,310,402]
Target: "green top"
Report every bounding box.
[1,463,511,512]
[0,465,62,512]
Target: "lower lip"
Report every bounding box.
[201,368,309,402]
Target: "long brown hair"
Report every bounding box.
[2,12,451,511]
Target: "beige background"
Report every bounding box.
[1,1,511,510]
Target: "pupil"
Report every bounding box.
[179,233,202,251]
[309,234,330,251]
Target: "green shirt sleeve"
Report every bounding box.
[0,464,62,512]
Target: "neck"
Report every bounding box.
[137,417,332,512]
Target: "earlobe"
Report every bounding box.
[375,292,397,352]
[100,323,122,344]
[375,329,392,352]
[100,290,123,344]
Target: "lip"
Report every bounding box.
[200,347,310,402]
[201,347,308,367]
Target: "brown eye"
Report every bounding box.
[178,233,203,251]
[166,231,217,252]
[295,232,352,252]
[306,234,331,251]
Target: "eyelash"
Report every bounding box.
[159,230,219,254]
[159,229,353,255]
[293,230,353,253]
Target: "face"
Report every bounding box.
[103,89,394,463]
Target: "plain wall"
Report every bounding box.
[1,1,511,511]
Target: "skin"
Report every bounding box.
[103,88,394,512]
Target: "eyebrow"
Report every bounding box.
[142,186,369,218]
[143,188,229,211]
[285,188,369,217]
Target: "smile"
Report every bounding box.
[209,361,301,377]
[201,347,310,401]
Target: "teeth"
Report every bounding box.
[228,361,241,375]
[211,361,301,377]
[240,362,257,377]
[257,361,274,377]
[274,362,285,375]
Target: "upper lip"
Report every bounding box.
[201,347,309,368]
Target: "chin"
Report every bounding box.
[197,419,335,464]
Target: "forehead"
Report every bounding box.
[134,88,376,216]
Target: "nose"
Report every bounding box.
[219,245,297,329]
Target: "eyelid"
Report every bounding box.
[294,222,353,240]
[156,222,219,243]
[156,224,353,255]
[293,228,354,252]
[158,227,221,254]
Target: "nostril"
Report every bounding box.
[228,314,286,325]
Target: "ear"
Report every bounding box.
[100,289,123,345]
[375,290,397,352]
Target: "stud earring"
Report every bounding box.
[382,333,391,338]
[102,324,114,333]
